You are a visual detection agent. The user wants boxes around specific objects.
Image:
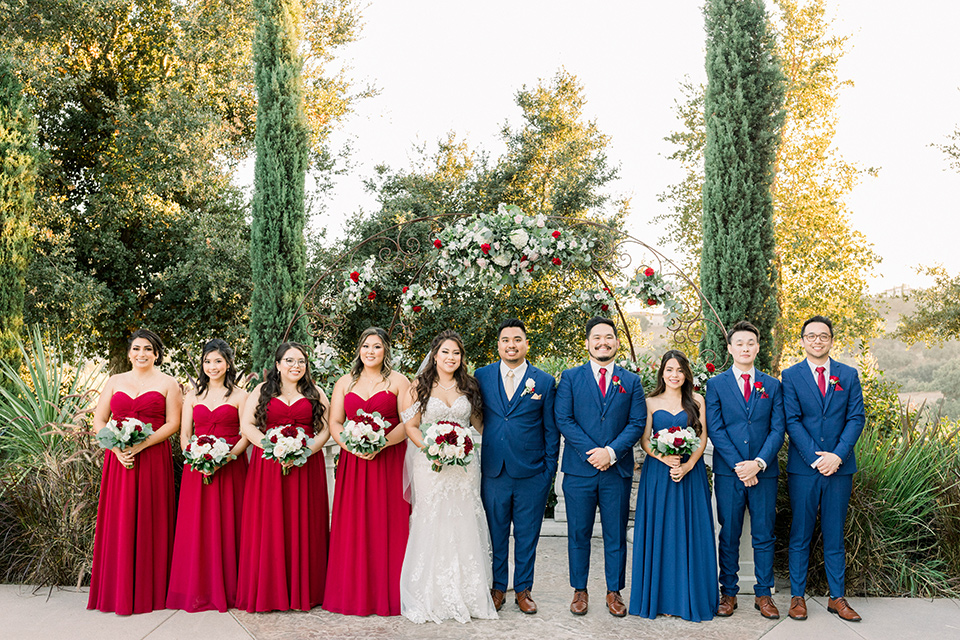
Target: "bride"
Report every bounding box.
[398,329,498,623]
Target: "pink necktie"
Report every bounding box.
[599,367,607,398]
[816,366,826,397]
[741,373,752,402]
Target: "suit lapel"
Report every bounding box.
[745,371,763,419]
[584,362,604,413]
[798,362,825,410]
[489,365,509,415]
[822,358,838,414]
[727,368,748,412]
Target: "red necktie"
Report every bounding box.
[741,373,751,402]
[816,366,826,397]
[599,367,607,398]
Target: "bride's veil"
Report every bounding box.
[400,350,432,505]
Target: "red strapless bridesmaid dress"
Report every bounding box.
[87,390,175,615]
[235,397,329,612]
[323,390,410,616]
[166,403,247,612]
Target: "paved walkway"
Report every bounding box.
[5,537,958,639]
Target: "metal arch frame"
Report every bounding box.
[282,213,728,365]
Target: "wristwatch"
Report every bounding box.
[754,457,767,472]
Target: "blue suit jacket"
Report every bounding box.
[782,359,865,476]
[554,362,646,479]
[706,368,785,477]
[475,362,560,479]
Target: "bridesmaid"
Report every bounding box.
[87,329,182,615]
[236,342,330,612]
[324,328,411,616]
[166,339,249,612]
[629,349,718,622]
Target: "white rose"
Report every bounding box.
[514,214,524,224]
[493,254,511,267]
[477,258,488,268]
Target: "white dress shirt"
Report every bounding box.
[500,360,528,400]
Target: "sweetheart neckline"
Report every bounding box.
[345,389,396,403]
[113,390,164,402]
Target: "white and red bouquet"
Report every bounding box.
[650,425,701,457]
[96,417,153,453]
[420,420,475,472]
[341,410,389,455]
[183,434,234,484]
[261,424,314,475]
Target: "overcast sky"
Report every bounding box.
[306,0,960,292]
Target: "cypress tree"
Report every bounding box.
[701,0,785,371]
[249,0,311,373]
[0,60,37,365]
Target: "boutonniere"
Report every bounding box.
[753,380,769,399]
[520,379,536,397]
[611,375,627,394]
[829,375,843,391]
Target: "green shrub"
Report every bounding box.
[0,329,103,585]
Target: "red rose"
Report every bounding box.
[694,386,700,392]
[135,425,142,431]
[413,305,422,312]
[601,304,609,311]
[368,291,377,300]
[646,298,658,306]
[673,437,685,449]
[270,435,278,443]
[644,267,655,277]
[402,286,409,293]
[464,439,473,454]
[301,438,307,446]
[371,422,381,432]
[436,435,444,444]
[480,243,491,254]
[706,363,716,373]
[203,453,212,460]
[350,271,360,283]
[281,426,298,438]
[521,254,528,261]
[754,381,763,389]
[668,426,681,433]
[552,257,562,266]
[433,238,442,249]
[445,430,459,445]
[527,267,535,273]
[552,230,561,239]
[612,375,620,384]
[185,444,192,452]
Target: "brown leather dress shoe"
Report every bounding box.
[754,595,780,619]
[717,594,737,617]
[570,589,588,615]
[606,590,627,617]
[490,588,505,612]
[827,597,862,622]
[788,596,807,620]
[515,589,537,614]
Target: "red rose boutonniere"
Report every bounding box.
[611,375,627,393]
[829,375,843,391]
[754,380,769,399]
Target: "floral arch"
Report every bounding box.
[283,204,727,389]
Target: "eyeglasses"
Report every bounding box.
[282,358,307,366]
[802,333,832,343]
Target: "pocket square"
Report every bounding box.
[531,393,542,400]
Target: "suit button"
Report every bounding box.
[744,440,748,444]
[601,417,605,422]
[820,437,824,441]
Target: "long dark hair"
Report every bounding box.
[196,339,238,398]
[254,342,326,432]
[415,330,482,419]
[348,327,393,391]
[649,349,702,435]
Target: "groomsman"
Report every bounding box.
[555,317,646,617]
[475,319,560,614]
[706,321,785,620]
[782,315,865,622]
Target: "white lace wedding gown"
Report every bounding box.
[399,395,498,623]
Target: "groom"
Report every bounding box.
[555,316,645,617]
[475,318,560,615]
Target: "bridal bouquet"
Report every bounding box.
[183,434,234,484]
[420,420,475,472]
[341,410,389,455]
[261,424,314,475]
[96,417,153,453]
[650,425,701,457]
